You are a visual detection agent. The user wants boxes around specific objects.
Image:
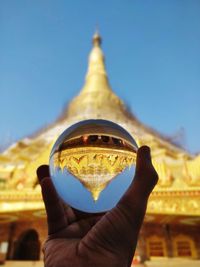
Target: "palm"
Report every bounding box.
[37,146,158,267]
[43,205,136,267]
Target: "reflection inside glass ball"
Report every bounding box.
[49,119,138,213]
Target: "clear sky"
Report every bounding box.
[0,0,200,154]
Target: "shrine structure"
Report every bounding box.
[0,32,200,265]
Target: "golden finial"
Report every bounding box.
[92,30,102,47]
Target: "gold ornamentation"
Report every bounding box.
[153,160,174,187]
[52,146,136,201]
[183,156,200,186]
[148,193,200,216]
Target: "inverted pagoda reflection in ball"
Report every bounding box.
[49,119,138,213]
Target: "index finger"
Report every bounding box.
[116,146,158,228]
[37,165,68,235]
[119,145,158,208]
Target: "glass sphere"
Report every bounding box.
[49,119,138,213]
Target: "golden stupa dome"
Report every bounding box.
[66,32,128,121]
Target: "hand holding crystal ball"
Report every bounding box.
[49,119,138,213]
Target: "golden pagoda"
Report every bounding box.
[51,119,137,202]
[0,32,200,266]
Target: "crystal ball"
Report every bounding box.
[49,119,138,213]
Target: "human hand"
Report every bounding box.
[37,146,158,267]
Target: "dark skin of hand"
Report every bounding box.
[37,146,158,267]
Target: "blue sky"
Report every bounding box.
[0,0,200,154]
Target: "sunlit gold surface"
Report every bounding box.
[0,32,199,220]
[52,146,136,201]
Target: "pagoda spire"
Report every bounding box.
[83,31,110,92]
[66,32,126,119]
[92,29,102,46]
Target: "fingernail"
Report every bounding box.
[37,165,50,183]
[138,146,151,161]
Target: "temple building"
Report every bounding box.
[0,33,200,266]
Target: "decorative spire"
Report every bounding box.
[92,31,102,47]
[66,31,126,119]
[85,31,107,84]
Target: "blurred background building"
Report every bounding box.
[0,32,200,267]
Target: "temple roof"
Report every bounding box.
[0,32,200,223]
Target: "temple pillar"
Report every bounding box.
[6,222,16,260]
[163,224,173,257]
[136,224,149,262]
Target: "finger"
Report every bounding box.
[115,146,158,230]
[46,215,102,241]
[65,216,102,238]
[62,203,77,224]
[67,218,102,238]
[37,165,50,183]
[37,165,68,235]
[120,145,158,208]
[73,208,105,221]
[81,146,158,253]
